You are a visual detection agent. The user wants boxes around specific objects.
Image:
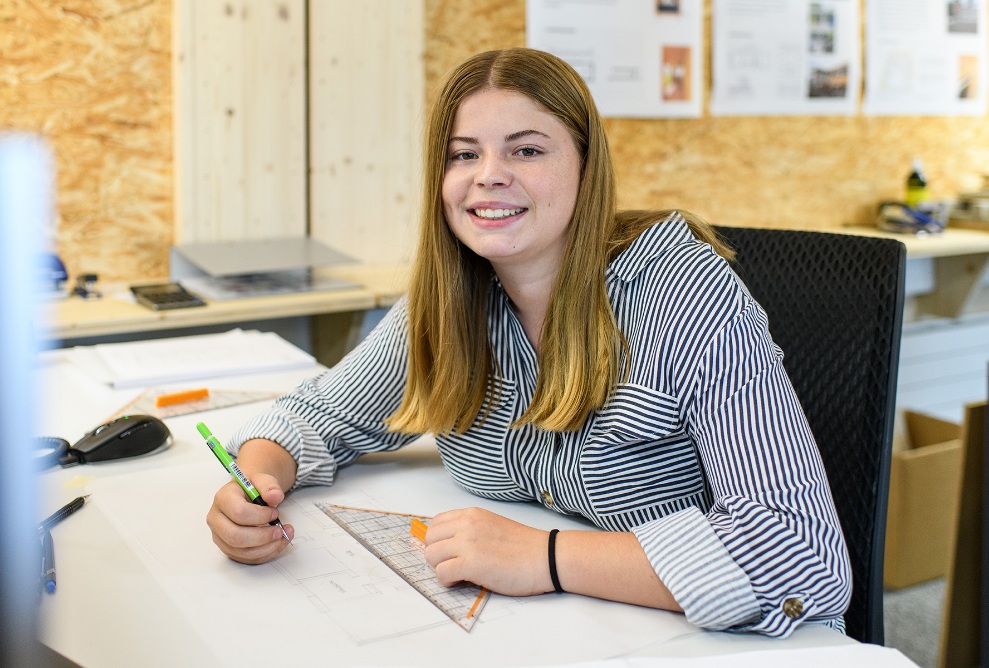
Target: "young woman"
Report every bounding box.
[206,48,851,638]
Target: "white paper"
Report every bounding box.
[86,458,692,666]
[527,0,703,118]
[530,644,919,667]
[711,0,861,116]
[70,329,317,389]
[863,0,988,115]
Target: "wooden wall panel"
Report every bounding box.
[308,1,424,265]
[173,0,307,245]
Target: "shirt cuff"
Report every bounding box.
[633,506,761,630]
[228,409,339,490]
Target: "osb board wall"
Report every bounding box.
[0,1,172,283]
[424,0,989,231]
[2,0,988,283]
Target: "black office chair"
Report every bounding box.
[714,226,906,645]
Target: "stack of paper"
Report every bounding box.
[69,329,317,388]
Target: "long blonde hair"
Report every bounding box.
[386,49,731,435]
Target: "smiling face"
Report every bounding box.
[442,88,582,280]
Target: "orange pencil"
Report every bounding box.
[155,387,210,408]
[467,590,487,619]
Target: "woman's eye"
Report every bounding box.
[449,150,477,162]
[516,146,539,158]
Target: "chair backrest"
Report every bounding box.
[715,226,906,645]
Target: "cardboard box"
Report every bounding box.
[884,411,964,589]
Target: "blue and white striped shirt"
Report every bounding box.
[229,212,851,637]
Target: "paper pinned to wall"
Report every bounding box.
[527,0,703,119]
[68,329,317,389]
[863,0,988,116]
[710,0,861,116]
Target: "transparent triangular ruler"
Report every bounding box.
[317,504,489,632]
[110,388,280,420]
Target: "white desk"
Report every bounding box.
[35,346,887,668]
[836,226,989,319]
[40,263,410,354]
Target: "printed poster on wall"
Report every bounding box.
[710,0,861,116]
[863,0,988,116]
[526,0,703,118]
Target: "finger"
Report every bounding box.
[432,555,468,587]
[422,518,457,545]
[207,499,292,560]
[422,532,462,569]
[252,473,286,508]
[216,481,281,527]
[423,507,481,544]
[428,508,461,525]
[211,526,290,565]
[207,484,291,562]
[207,496,283,544]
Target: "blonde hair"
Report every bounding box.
[387,49,732,435]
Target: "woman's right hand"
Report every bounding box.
[206,474,294,564]
[205,438,299,565]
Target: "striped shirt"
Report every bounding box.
[229,212,851,637]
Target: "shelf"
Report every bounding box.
[839,226,989,319]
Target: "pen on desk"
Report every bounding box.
[40,529,55,594]
[38,494,90,533]
[196,421,291,543]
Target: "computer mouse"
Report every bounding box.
[67,414,173,464]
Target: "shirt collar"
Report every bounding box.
[486,210,695,296]
[608,210,695,284]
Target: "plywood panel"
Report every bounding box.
[308,1,424,265]
[424,0,989,230]
[173,0,307,244]
[0,0,173,282]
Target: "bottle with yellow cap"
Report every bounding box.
[905,158,928,208]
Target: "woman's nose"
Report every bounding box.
[475,154,511,187]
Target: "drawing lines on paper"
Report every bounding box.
[318,504,490,632]
[256,496,512,644]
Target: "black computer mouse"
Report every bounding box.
[66,414,173,464]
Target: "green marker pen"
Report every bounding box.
[196,421,291,543]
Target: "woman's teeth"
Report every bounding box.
[473,208,524,219]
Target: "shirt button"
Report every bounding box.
[540,490,555,507]
[782,598,804,619]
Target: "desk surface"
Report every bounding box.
[33,346,877,668]
[42,228,989,343]
[836,225,989,259]
[41,263,410,343]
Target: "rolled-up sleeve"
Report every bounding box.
[635,299,851,636]
[227,300,421,489]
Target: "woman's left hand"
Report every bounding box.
[422,507,554,596]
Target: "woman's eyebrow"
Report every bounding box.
[448,129,552,145]
[505,129,551,142]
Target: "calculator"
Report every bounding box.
[130,282,207,311]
